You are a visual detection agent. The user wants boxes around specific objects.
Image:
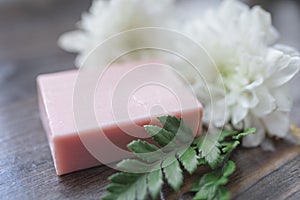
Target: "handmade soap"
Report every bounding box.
[37,62,202,175]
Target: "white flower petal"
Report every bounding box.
[239,90,259,108]
[245,75,263,90]
[203,98,230,128]
[260,137,276,151]
[265,48,290,78]
[90,0,109,15]
[74,52,89,68]
[267,57,300,88]
[219,0,248,21]
[242,116,266,147]
[263,111,290,137]
[274,44,300,57]
[271,84,292,112]
[251,86,276,117]
[250,6,279,45]
[231,103,248,125]
[58,31,91,53]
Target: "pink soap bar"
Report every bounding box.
[37,62,202,175]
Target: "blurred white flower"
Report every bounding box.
[58,0,175,67]
[59,0,300,148]
[184,0,300,147]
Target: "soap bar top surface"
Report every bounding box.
[38,62,202,137]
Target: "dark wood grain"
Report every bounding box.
[1,0,300,200]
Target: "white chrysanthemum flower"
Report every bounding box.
[58,0,175,67]
[184,0,300,147]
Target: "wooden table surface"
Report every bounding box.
[1,0,300,199]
